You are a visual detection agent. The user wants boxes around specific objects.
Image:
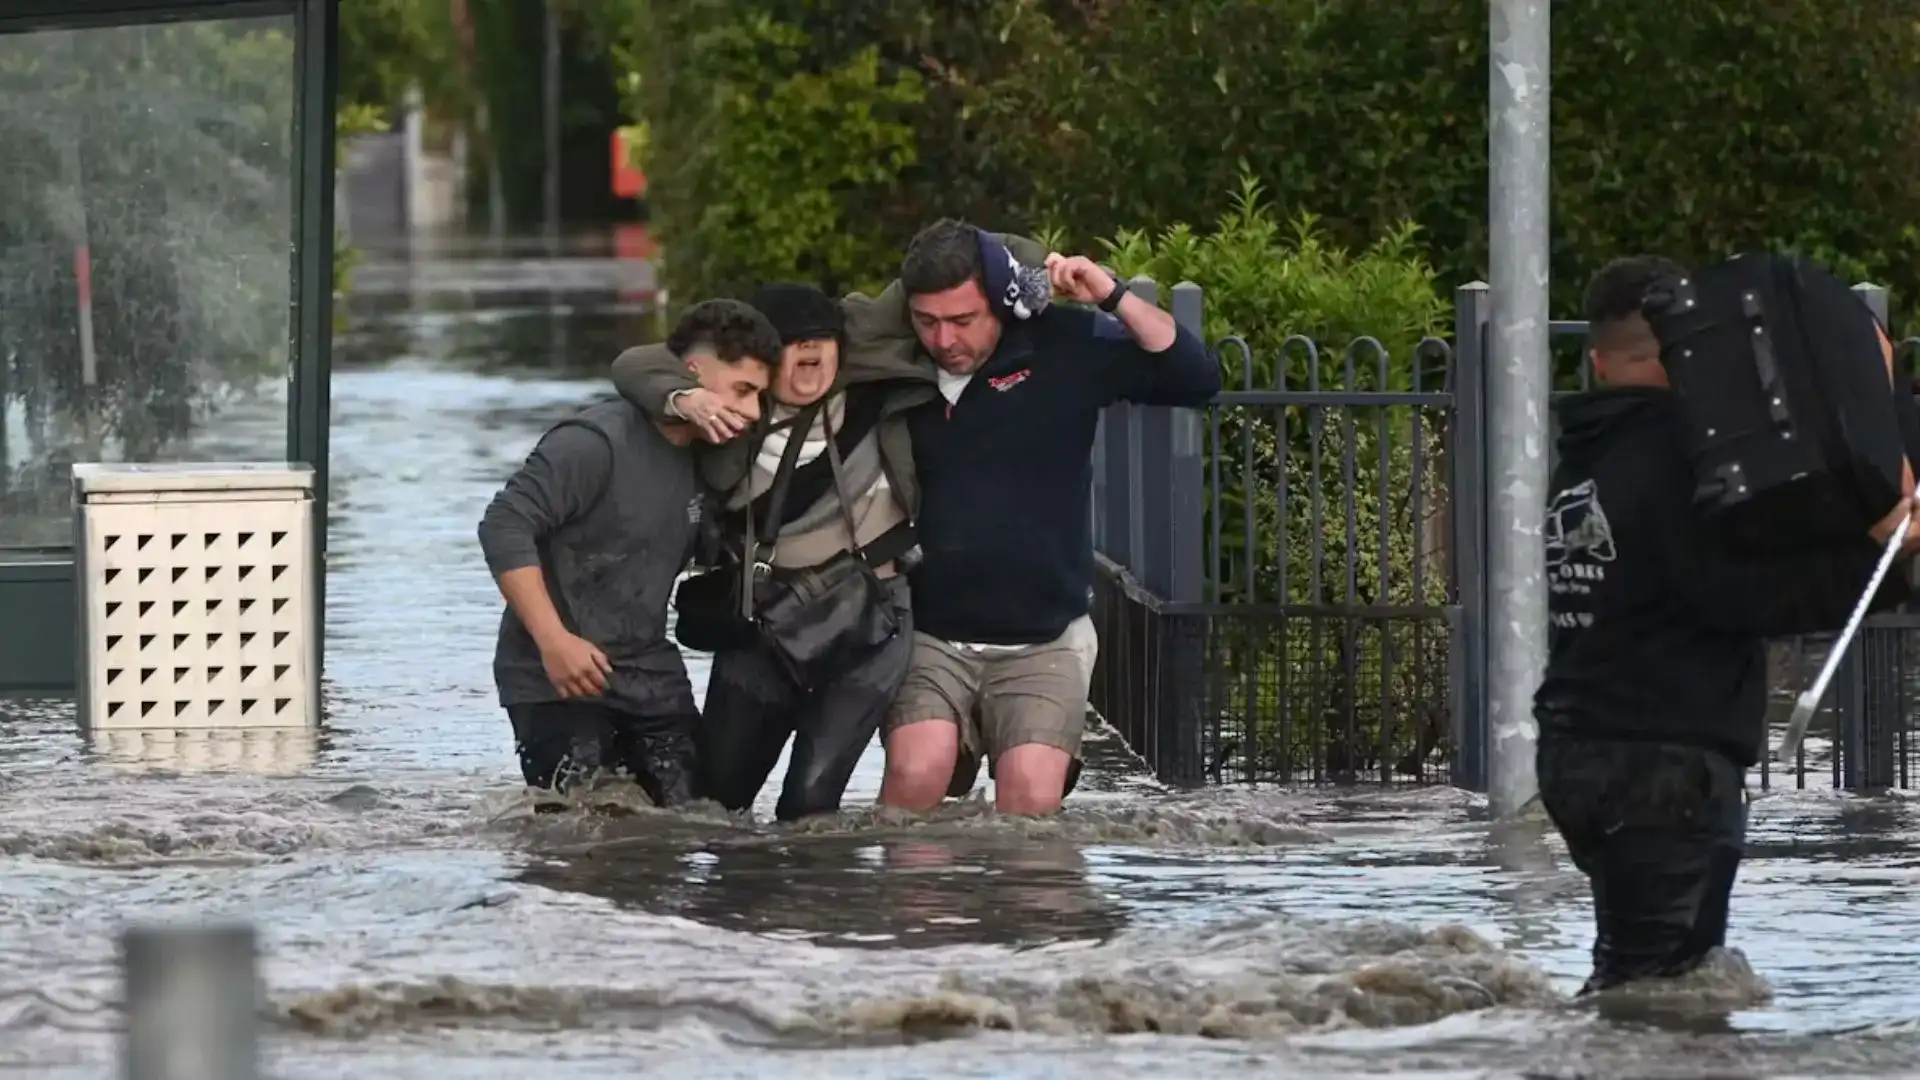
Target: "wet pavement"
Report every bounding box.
[4,240,1920,1077]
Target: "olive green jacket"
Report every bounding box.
[608,232,1050,517]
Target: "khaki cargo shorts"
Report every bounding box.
[884,615,1099,765]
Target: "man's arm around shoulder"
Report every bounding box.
[611,343,697,423]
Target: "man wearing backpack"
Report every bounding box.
[1534,255,1920,994]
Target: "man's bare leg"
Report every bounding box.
[879,719,962,811]
[880,633,979,812]
[978,617,1097,816]
[994,742,1074,815]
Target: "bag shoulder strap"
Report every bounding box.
[819,404,865,548]
[755,404,823,546]
[738,401,826,620]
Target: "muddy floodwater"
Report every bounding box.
[5,242,1920,1078]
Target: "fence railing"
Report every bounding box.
[1090,277,1920,793]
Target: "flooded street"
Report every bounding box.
[5,241,1920,1077]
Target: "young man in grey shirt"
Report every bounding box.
[477,300,781,806]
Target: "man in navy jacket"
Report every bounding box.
[877,219,1221,815]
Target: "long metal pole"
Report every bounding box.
[542,0,561,253]
[122,924,260,1080]
[1485,0,1549,818]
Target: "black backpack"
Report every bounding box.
[1642,253,1917,557]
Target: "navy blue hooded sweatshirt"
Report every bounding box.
[907,307,1218,645]
[1534,386,1904,766]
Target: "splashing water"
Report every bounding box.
[5,253,1920,1078]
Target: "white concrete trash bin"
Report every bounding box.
[73,463,317,733]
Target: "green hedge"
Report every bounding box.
[979,0,1920,317]
[636,0,1920,316]
[633,3,924,299]
[633,0,1054,302]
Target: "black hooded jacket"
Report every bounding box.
[1533,386,1902,766]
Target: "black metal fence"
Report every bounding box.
[1090,278,1920,793]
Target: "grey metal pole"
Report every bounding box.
[542,0,562,253]
[481,102,506,243]
[1485,0,1550,818]
[122,923,260,1080]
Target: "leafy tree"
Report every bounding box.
[338,0,464,120]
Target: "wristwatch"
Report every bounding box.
[665,389,692,420]
[1097,275,1129,314]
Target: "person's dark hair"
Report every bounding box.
[666,298,783,368]
[900,218,985,297]
[1583,255,1686,355]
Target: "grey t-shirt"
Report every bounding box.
[477,402,701,717]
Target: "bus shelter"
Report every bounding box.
[0,0,338,692]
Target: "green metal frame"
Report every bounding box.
[2,1,292,32]
[292,0,339,681]
[0,555,75,692]
[0,0,338,694]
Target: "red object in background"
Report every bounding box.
[74,245,92,308]
[614,223,660,305]
[614,223,658,261]
[611,129,646,199]
[74,242,98,384]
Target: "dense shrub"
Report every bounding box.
[634,1,927,301]
[337,0,463,118]
[636,0,1920,316]
[988,0,1920,318]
